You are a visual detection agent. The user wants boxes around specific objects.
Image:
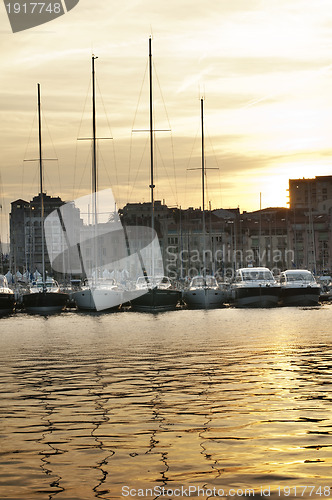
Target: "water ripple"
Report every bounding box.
[0,306,332,499]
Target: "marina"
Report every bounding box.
[1,266,331,316]
[1,271,331,316]
[1,5,332,500]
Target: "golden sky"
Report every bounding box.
[1,0,332,241]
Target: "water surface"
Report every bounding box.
[1,305,332,499]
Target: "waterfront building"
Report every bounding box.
[10,193,69,276]
[10,191,332,280]
[288,175,332,212]
[121,201,331,278]
[9,199,30,274]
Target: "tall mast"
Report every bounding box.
[259,191,262,265]
[201,98,206,278]
[91,55,98,281]
[92,55,98,198]
[37,83,45,283]
[149,37,155,233]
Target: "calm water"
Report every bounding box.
[1,305,332,500]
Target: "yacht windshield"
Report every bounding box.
[191,276,217,287]
[286,272,314,282]
[242,271,274,281]
[137,276,169,287]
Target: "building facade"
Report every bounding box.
[121,202,331,279]
[10,190,332,280]
[10,193,66,275]
[289,175,332,212]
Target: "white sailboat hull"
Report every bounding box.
[183,287,225,309]
[73,288,123,312]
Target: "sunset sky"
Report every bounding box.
[1,0,332,242]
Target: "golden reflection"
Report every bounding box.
[0,308,332,498]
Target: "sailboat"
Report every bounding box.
[73,56,123,312]
[130,38,181,312]
[182,99,226,309]
[22,84,69,314]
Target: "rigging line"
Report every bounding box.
[21,110,38,200]
[128,61,149,204]
[44,161,58,195]
[43,110,62,197]
[205,122,221,173]
[127,132,134,204]
[75,153,90,200]
[217,168,223,208]
[205,170,211,212]
[170,134,178,206]
[23,158,39,205]
[97,147,116,196]
[183,168,189,209]
[184,123,200,207]
[153,62,178,206]
[95,78,119,193]
[108,133,119,203]
[74,81,91,200]
[128,136,149,201]
[20,158,25,204]
[186,122,200,170]
[154,140,177,205]
[202,116,220,209]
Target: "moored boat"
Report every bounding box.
[182,99,226,310]
[130,276,181,312]
[23,277,68,314]
[318,276,332,302]
[183,275,226,309]
[279,269,321,306]
[0,275,15,316]
[74,278,123,312]
[21,84,69,314]
[231,267,281,308]
[128,39,181,312]
[70,57,125,313]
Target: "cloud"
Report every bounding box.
[2,0,332,242]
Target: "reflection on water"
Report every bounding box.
[0,305,332,499]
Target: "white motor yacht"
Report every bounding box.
[183,275,226,309]
[231,267,281,308]
[279,269,321,306]
[0,275,15,316]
